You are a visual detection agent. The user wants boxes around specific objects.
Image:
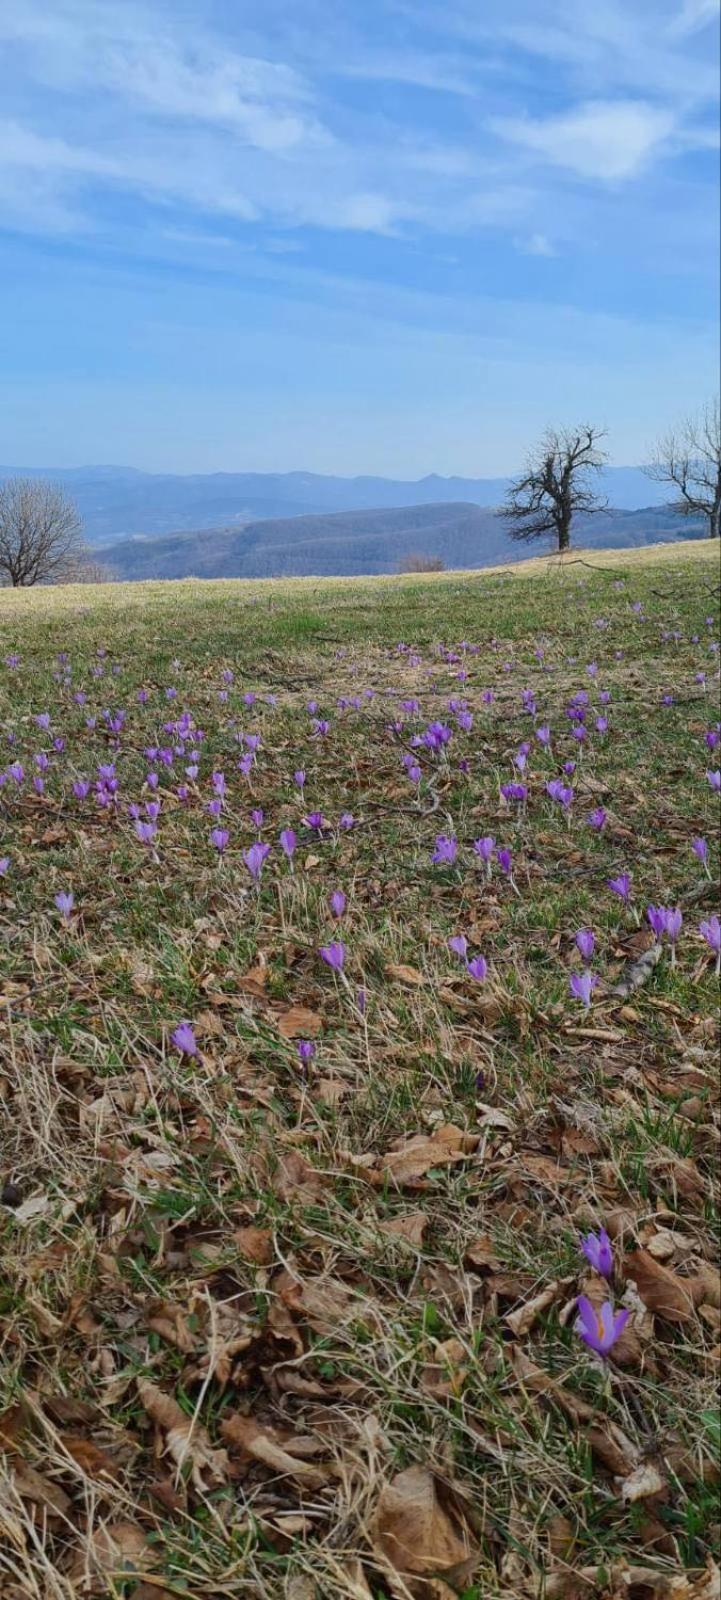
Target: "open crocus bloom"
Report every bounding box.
[575,1295,629,1355]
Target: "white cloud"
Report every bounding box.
[0,0,323,153]
[520,232,557,256]
[491,99,676,180]
[340,50,475,96]
[668,0,720,37]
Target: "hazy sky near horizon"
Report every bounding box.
[0,0,718,477]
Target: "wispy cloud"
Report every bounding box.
[519,232,557,256]
[668,0,720,37]
[491,100,677,181]
[0,0,716,288]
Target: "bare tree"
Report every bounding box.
[0,478,84,587]
[498,425,608,551]
[644,398,720,539]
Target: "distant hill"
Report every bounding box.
[0,463,673,543]
[96,501,702,582]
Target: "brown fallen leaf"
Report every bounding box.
[420,1338,469,1399]
[221,1412,331,1489]
[234,1225,274,1265]
[274,1149,328,1202]
[505,1281,560,1337]
[620,1460,667,1503]
[68,1521,152,1586]
[11,1460,71,1519]
[380,1210,428,1248]
[464,1234,500,1272]
[278,1271,362,1331]
[624,1250,696,1325]
[146,1302,197,1354]
[64,1435,122,1484]
[277,1004,323,1039]
[385,963,426,986]
[373,1466,479,1586]
[377,1124,478,1188]
[690,1263,721,1309]
[137,1379,228,1490]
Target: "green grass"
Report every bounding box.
[0,542,719,1599]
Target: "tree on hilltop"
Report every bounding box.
[0,478,85,586]
[645,398,721,539]
[497,425,608,551]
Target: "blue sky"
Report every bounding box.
[0,0,718,475]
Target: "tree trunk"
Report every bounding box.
[558,516,571,551]
[709,506,720,539]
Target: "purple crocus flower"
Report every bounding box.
[339,812,355,830]
[55,891,75,921]
[0,858,9,876]
[575,929,595,961]
[580,1229,613,1279]
[171,1021,198,1058]
[305,810,326,833]
[319,941,345,972]
[329,889,347,918]
[251,808,264,828]
[665,908,682,944]
[135,820,158,846]
[575,1296,629,1357]
[297,1039,315,1066]
[280,828,297,859]
[294,770,306,789]
[692,837,708,865]
[243,841,270,883]
[608,873,631,901]
[547,779,574,809]
[467,954,488,982]
[587,807,607,830]
[207,797,223,818]
[536,726,551,747]
[569,971,597,1009]
[448,934,468,960]
[431,834,458,866]
[707,770,721,792]
[73,779,91,800]
[474,835,495,864]
[497,847,513,876]
[501,782,528,803]
[210,827,229,853]
[700,915,721,971]
[647,905,668,939]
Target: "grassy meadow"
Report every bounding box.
[0,540,719,1599]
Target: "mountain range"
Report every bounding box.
[94,502,701,582]
[0,464,698,581]
[1,464,672,543]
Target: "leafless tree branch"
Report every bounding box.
[496,425,608,550]
[644,397,721,538]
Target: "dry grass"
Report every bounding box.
[0,545,719,1599]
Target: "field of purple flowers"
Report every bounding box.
[0,550,719,1600]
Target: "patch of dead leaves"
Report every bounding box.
[372,1124,478,1188]
[137,1380,228,1491]
[373,1465,479,1595]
